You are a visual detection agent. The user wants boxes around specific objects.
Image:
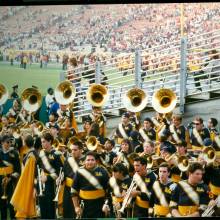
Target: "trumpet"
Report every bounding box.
[53,167,64,202]
[37,165,45,197]
[118,179,137,214]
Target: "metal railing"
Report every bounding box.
[61,29,220,117]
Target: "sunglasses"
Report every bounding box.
[194,123,200,125]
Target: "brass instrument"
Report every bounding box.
[118,178,137,214]
[86,84,109,107]
[146,155,166,169]
[86,136,104,152]
[37,165,45,197]
[122,88,148,112]
[202,146,216,165]
[177,156,198,172]
[21,88,42,112]
[12,126,21,139]
[202,195,220,217]
[67,136,80,149]
[55,80,76,105]
[152,88,177,114]
[53,167,64,202]
[1,176,9,200]
[33,120,48,136]
[0,84,9,105]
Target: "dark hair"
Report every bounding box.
[144,117,153,127]
[159,162,170,172]
[188,162,204,174]
[210,118,218,127]
[134,156,147,166]
[85,151,97,160]
[121,139,133,153]
[73,141,83,150]
[113,163,128,176]
[42,132,54,144]
[89,123,100,137]
[1,135,10,143]
[105,138,115,147]
[24,135,34,148]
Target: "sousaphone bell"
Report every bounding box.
[55,80,76,105]
[152,88,177,113]
[86,84,109,107]
[21,88,42,112]
[123,87,148,112]
[0,84,9,105]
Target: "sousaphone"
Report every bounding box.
[123,87,148,112]
[86,84,109,107]
[55,80,76,105]
[21,88,42,112]
[0,84,9,105]
[152,88,177,113]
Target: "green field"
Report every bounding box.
[0,61,61,96]
[0,61,135,96]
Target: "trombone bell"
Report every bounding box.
[86,136,99,151]
[152,88,177,113]
[203,146,216,165]
[86,84,109,107]
[55,80,76,105]
[0,84,9,105]
[123,88,148,112]
[21,88,42,112]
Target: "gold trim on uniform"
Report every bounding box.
[154,204,169,216]
[0,165,13,175]
[209,182,220,195]
[178,206,198,216]
[192,145,204,151]
[112,196,124,203]
[65,177,74,187]
[79,189,105,200]
[135,196,149,208]
[171,174,181,183]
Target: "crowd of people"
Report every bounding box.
[1,79,220,219]
[1,3,220,56]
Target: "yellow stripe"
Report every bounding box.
[0,166,13,175]
[65,177,74,187]
[79,189,105,200]
[135,196,149,208]
[209,182,220,196]
[178,206,198,216]
[154,204,169,216]
[112,196,124,203]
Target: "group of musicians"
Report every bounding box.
[1,82,220,220]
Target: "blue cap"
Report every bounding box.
[160,141,176,154]
[203,138,213,147]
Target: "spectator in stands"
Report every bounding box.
[62,53,69,70]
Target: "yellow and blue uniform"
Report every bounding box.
[170,180,210,216]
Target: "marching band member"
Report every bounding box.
[0,115,10,135]
[149,162,176,217]
[63,140,84,219]
[190,116,210,152]
[139,117,156,143]
[169,114,191,147]
[208,118,220,150]
[11,135,39,219]
[109,163,132,218]
[88,106,106,138]
[72,151,109,218]
[170,163,210,217]
[131,157,157,218]
[38,132,63,219]
[114,112,133,145]
[128,111,141,131]
[139,141,155,158]
[0,135,21,220]
[6,99,21,124]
